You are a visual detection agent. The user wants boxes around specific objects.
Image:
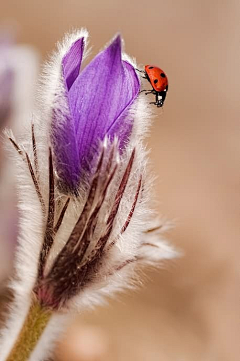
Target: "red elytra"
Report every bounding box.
[145,65,168,92]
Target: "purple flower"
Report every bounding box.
[51,35,140,192]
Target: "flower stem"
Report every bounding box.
[6,300,52,361]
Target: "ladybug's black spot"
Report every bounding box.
[160,72,166,78]
[154,79,158,84]
[149,66,154,69]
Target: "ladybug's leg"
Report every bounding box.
[150,91,166,107]
[145,90,154,95]
[149,93,162,107]
[140,89,154,94]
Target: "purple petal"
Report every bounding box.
[52,107,80,192]
[52,38,85,191]
[62,38,84,90]
[68,35,140,172]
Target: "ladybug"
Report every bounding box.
[138,65,168,107]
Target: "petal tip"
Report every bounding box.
[62,37,85,90]
[110,33,122,50]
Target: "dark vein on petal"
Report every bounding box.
[120,175,142,234]
[31,123,39,176]
[141,242,159,248]
[54,197,70,234]
[106,175,142,251]
[144,225,163,233]
[8,136,45,212]
[107,149,135,227]
[115,258,136,271]
[91,163,118,236]
[25,152,45,213]
[105,141,116,174]
[38,148,55,279]
[8,137,23,156]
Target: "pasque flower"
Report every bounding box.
[52,33,139,192]
[0,29,176,361]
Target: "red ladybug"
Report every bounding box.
[138,65,168,107]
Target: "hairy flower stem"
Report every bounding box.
[6,300,52,361]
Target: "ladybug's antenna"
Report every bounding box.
[135,68,145,74]
[135,68,148,80]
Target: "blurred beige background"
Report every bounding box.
[1,0,240,360]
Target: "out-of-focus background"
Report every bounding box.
[0,1,240,360]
